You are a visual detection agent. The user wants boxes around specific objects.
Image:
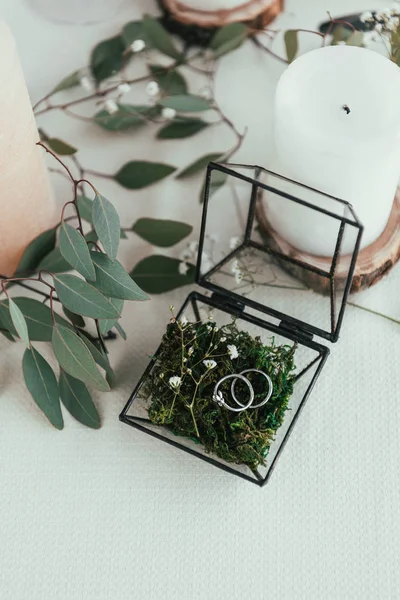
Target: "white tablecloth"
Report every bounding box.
[1,1,400,598]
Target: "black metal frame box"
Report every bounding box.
[120,162,363,486]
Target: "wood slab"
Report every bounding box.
[160,0,284,28]
[256,191,400,295]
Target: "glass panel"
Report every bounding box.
[199,164,362,340]
[123,294,326,485]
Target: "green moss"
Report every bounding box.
[142,316,297,471]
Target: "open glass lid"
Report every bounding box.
[197,162,363,343]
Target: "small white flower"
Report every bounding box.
[118,82,131,94]
[227,344,239,360]
[188,347,194,356]
[229,236,241,250]
[360,11,373,22]
[159,373,164,379]
[375,22,383,32]
[183,357,187,363]
[179,247,193,261]
[206,325,213,332]
[186,368,192,375]
[336,40,347,46]
[130,39,146,53]
[104,99,118,114]
[220,336,226,343]
[146,81,160,97]
[213,326,218,332]
[162,107,176,120]
[80,75,95,92]
[180,315,188,326]
[178,261,189,276]
[199,86,212,100]
[169,376,182,389]
[364,31,380,44]
[203,359,217,370]
[202,254,213,273]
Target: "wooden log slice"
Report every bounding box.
[256,190,400,295]
[158,0,284,45]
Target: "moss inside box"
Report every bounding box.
[142,315,297,471]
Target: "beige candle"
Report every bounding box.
[0,21,55,276]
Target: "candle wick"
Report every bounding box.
[342,105,351,115]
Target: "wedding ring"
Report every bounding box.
[212,374,254,412]
[230,369,273,409]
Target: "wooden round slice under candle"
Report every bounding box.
[158,0,284,45]
[255,190,400,295]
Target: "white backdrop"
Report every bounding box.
[1,1,400,599]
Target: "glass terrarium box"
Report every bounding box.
[120,163,363,486]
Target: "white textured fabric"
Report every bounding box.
[1,1,400,599]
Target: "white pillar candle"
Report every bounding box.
[0,21,55,276]
[270,46,400,256]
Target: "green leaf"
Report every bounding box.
[59,371,101,429]
[210,23,247,58]
[122,20,152,49]
[77,196,94,223]
[90,252,149,301]
[51,70,81,94]
[132,218,192,247]
[346,31,364,47]
[157,118,209,139]
[46,138,77,156]
[130,255,196,294]
[115,161,176,190]
[0,300,16,336]
[93,104,150,132]
[115,322,127,341]
[99,298,123,335]
[38,247,72,274]
[52,325,109,391]
[200,169,228,203]
[9,298,29,348]
[0,298,72,341]
[92,191,120,262]
[53,274,120,319]
[90,35,125,82]
[177,152,223,179]
[142,14,181,60]
[149,65,187,95]
[59,222,96,281]
[23,347,64,430]
[78,332,115,376]
[16,228,56,274]
[284,30,298,63]
[159,95,211,112]
[63,307,85,328]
